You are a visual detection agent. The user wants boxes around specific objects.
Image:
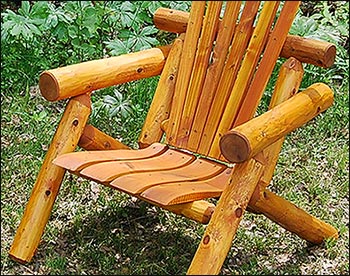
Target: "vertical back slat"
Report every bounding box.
[186,1,242,152]
[159,1,300,163]
[167,1,206,145]
[233,1,301,127]
[174,1,223,147]
[208,1,280,159]
[196,1,263,156]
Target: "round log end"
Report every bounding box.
[39,71,60,102]
[323,44,336,68]
[8,250,30,264]
[220,131,251,163]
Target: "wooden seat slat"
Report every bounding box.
[53,143,167,172]
[140,168,233,205]
[78,148,195,183]
[109,158,226,195]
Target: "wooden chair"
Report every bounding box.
[10,1,339,274]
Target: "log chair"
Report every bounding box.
[10,1,338,274]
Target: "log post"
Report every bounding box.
[163,200,215,224]
[78,124,129,150]
[138,35,184,148]
[249,189,339,244]
[260,57,304,187]
[153,7,336,68]
[39,46,171,102]
[9,94,91,263]
[187,157,264,275]
[220,83,334,163]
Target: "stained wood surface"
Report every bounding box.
[187,158,264,274]
[175,1,223,147]
[79,148,195,183]
[249,189,339,244]
[259,57,304,188]
[54,143,232,207]
[9,94,91,263]
[110,158,226,195]
[141,168,233,205]
[220,83,334,163]
[207,1,280,159]
[79,124,130,151]
[154,7,336,68]
[233,1,301,127]
[54,143,168,172]
[186,1,243,151]
[138,36,184,148]
[39,46,171,102]
[167,1,206,145]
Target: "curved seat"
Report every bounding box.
[54,143,232,205]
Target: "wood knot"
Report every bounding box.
[235,207,243,218]
[203,235,210,245]
[45,190,51,196]
[72,119,79,126]
[137,67,143,73]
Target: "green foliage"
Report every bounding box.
[1,1,191,94]
[290,1,349,89]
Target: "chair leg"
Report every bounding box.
[249,187,339,244]
[9,94,91,263]
[187,157,264,275]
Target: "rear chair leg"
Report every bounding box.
[9,94,91,263]
[187,157,264,275]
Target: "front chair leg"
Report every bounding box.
[187,157,264,275]
[9,94,91,263]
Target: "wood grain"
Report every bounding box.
[54,143,167,172]
[39,46,171,101]
[220,83,334,163]
[79,124,130,151]
[110,158,225,195]
[9,94,91,263]
[153,7,336,68]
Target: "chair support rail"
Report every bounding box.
[249,186,339,244]
[220,83,334,163]
[78,124,130,151]
[153,7,336,68]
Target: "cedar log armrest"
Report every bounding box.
[39,45,172,102]
[153,8,336,68]
[220,83,334,163]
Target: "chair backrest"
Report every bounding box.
[160,1,300,161]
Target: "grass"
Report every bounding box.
[1,5,349,276]
[1,71,348,276]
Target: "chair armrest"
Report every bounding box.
[39,45,172,102]
[220,83,334,163]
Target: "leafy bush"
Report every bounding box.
[1,1,191,93]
